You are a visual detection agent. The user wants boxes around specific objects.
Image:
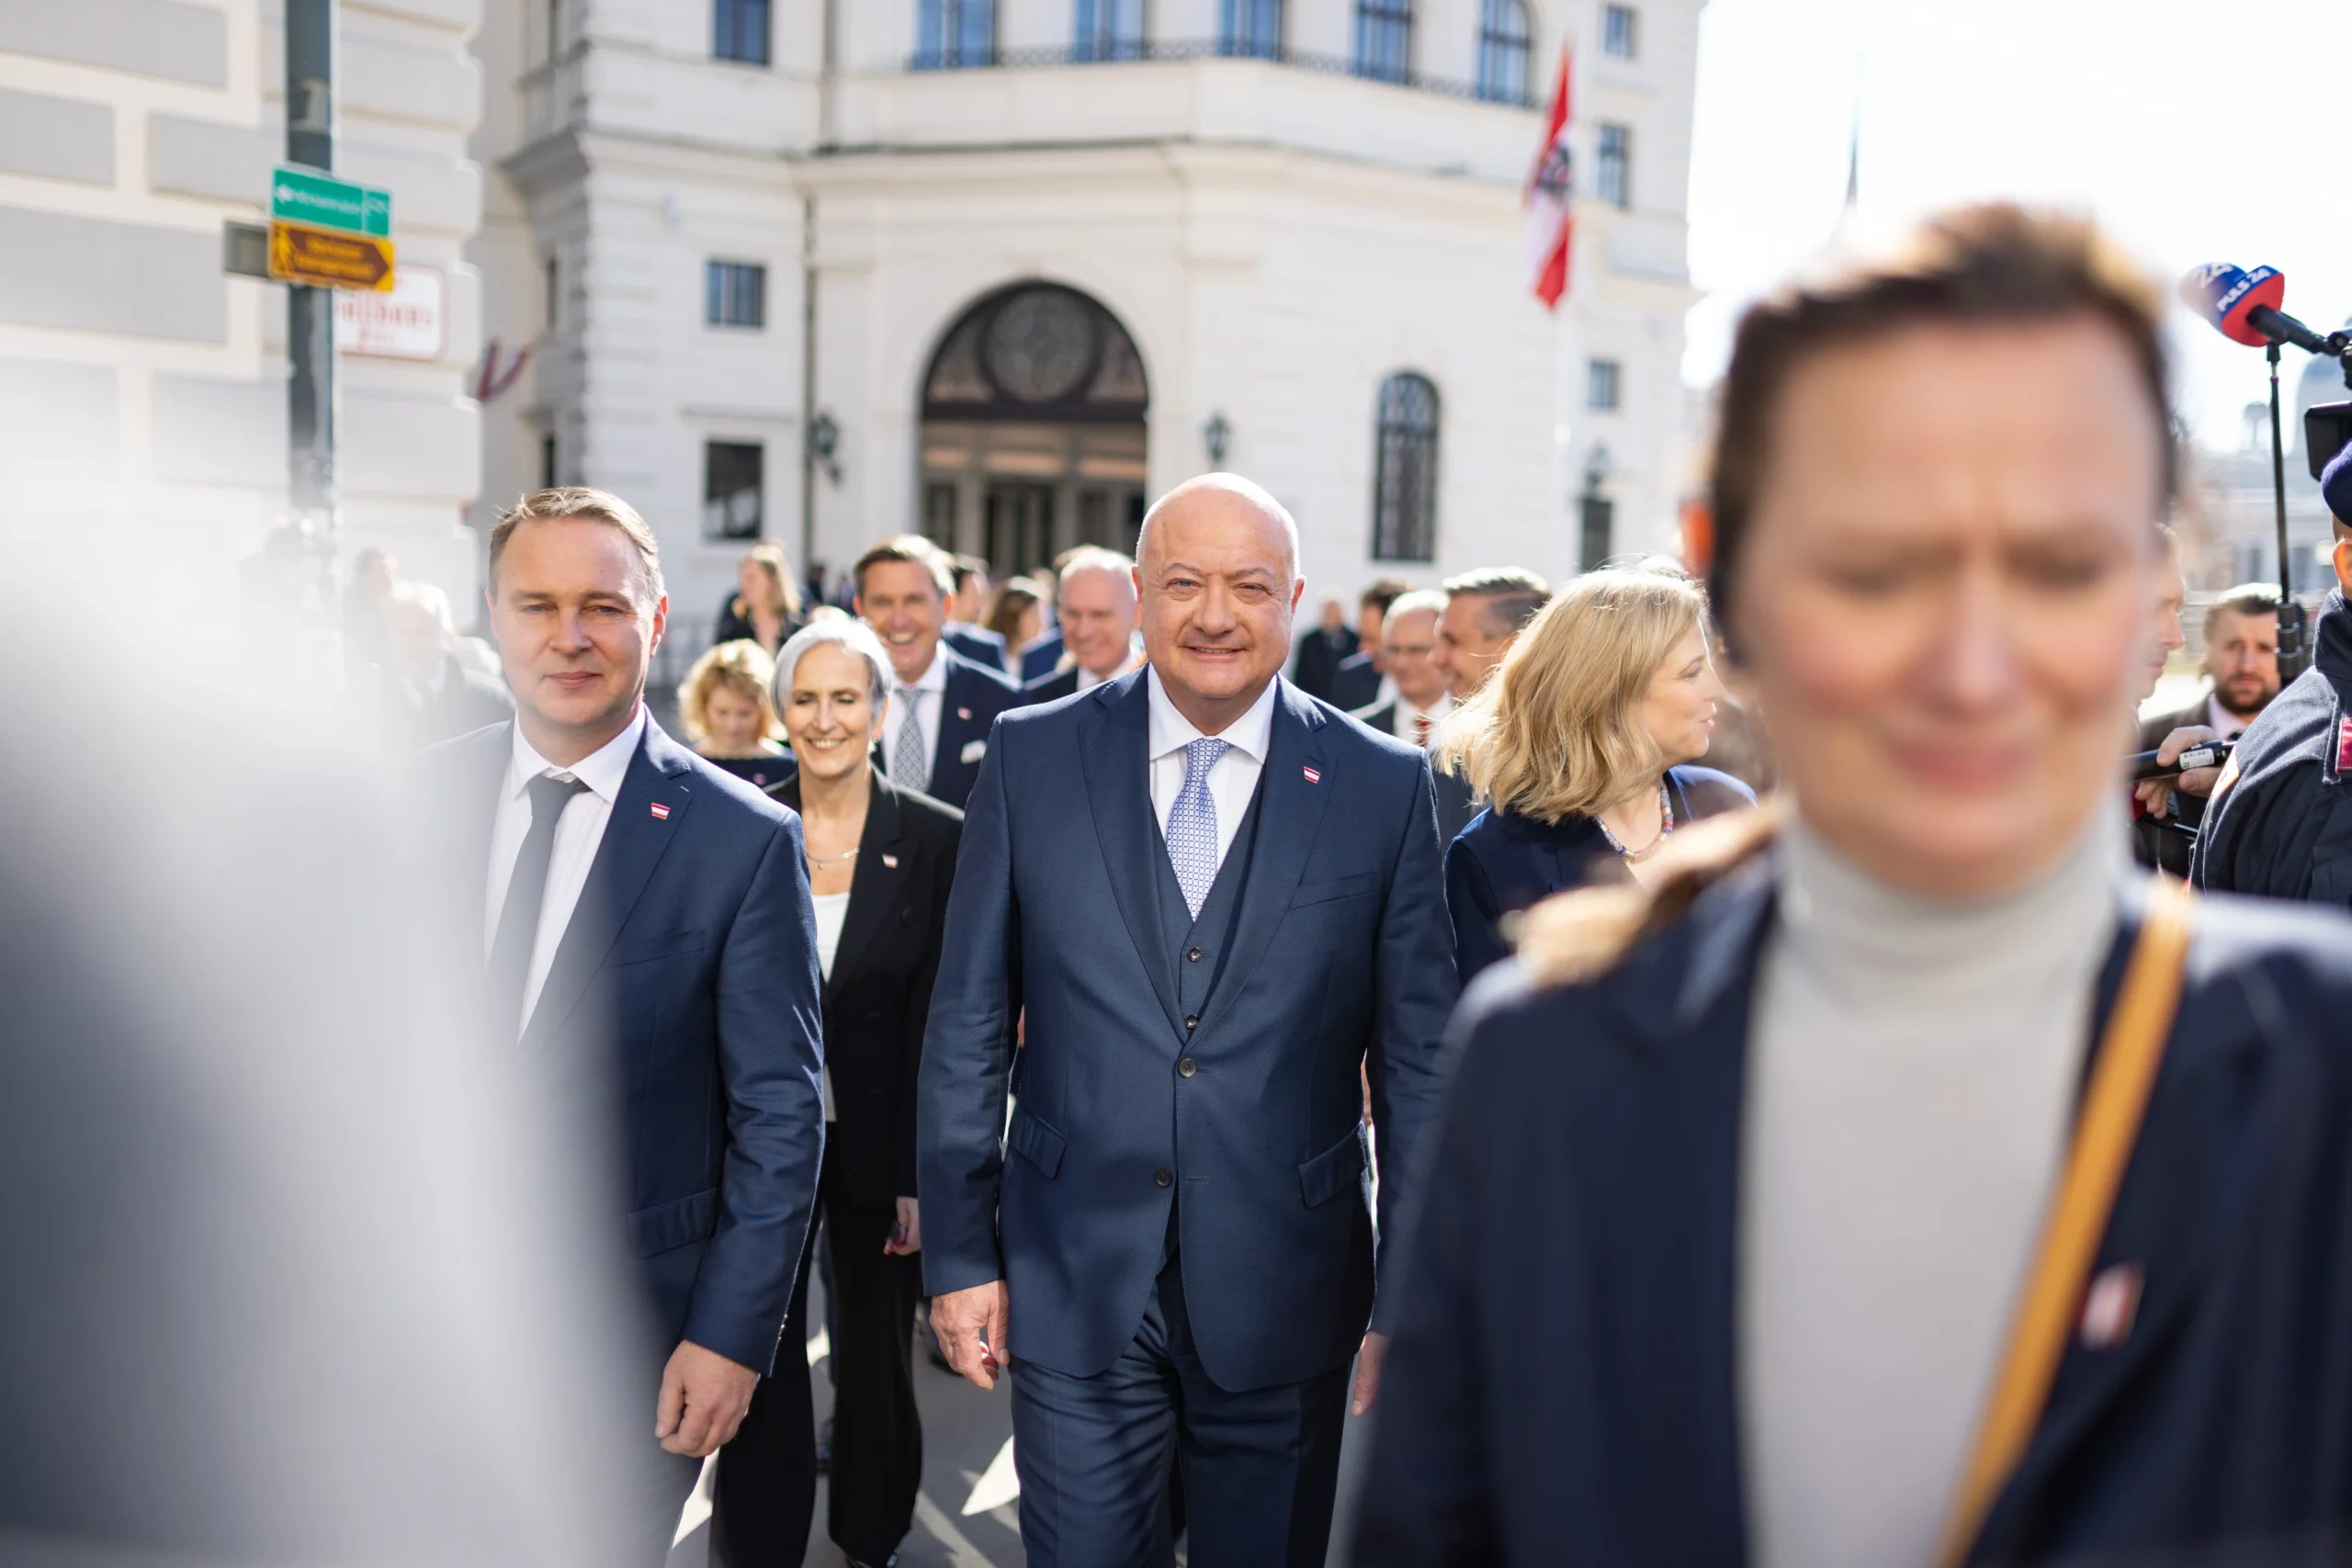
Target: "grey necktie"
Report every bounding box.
[488,773,588,1039]
[891,686,926,784]
[1166,738,1231,919]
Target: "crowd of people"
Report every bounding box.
[334,201,2352,1568]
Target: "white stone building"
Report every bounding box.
[0,0,488,599]
[469,0,1705,654]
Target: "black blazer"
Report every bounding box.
[943,624,1009,674]
[712,594,800,654]
[771,770,963,1207]
[1360,864,2352,1566]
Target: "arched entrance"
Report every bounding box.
[916,281,1149,578]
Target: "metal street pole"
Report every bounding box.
[286,0,337,547]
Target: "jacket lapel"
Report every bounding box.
[1079,671,1187,1043]
[932,657,979,793]
[826,773,909,1000]
[1192,682,1333,1042]
[522,717,695,1052]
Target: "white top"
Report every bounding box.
[482,706,647,1034]
[2205,694,2250,741]
[885,643,948,785]
[1740,807,2123,1568]
[1391,690,1453,749]
[1146,665,1278,875]
[811,888,852,1124]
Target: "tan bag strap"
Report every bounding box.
[1933,874,2195,1568]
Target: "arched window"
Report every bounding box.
[1354,0,1412,85]
[1076,0,1145,61]
[916,0,996,68]
[1476,0,1531,104]
[1221,0,1283,58]
[1371,372,1440,562]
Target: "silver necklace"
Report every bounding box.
[808,845,860,872]
[1596,781,1675,863]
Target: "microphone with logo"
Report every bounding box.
[2178,264,2352,683]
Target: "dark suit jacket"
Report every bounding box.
[1018,627,1064,684]
[1328,649,1383,713]
[1358,862,2352,1567]
[1445,766,1757,982]
[2134,696,2212,877]
[379,655,513,749]
[1289,626,1360,702]
[1021,663,1080,705]
[712,595,801,654]
[769,771,962,1207]
[944,624,1008,674]
[918,672,1459,1391]
[922,648,1023,811]
[424,716,826,1373]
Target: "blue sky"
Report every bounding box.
[1682,0,2352,451]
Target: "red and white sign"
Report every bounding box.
[1523,48,1576,310]
[336,264,446,360]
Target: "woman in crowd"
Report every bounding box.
[1440,568,1751,981]
[715,540,805,653]
[713,618,961,1568]
[982,575,1046,654]
[675,639,792,788]
[1358,205,2352,1567]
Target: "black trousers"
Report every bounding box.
[716,1149,924,1566]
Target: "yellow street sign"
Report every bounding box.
[267,219,395,291]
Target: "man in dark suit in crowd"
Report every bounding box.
[424,487,827,1565]
[920,472,1458,1566]
[942,553,1011,672]
[1325,578,1413,713]
[854,536,1023,810]
[376,579,514,747]
[1425,568,1551,843]
[1349,589,1452,751]
[2132,582,2278,875]
[1287,597,1358,702]
[1023,546,1141,705]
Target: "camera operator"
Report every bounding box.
[2193,445,2352,903]
[2130,580,2279,874]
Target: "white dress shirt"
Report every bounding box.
[1392,690,1453,749]
[887,644,948,785]
[2205,694,2251,741]
[1146,666,1278,875]
[482,706,646,1034]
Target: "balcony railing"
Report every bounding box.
[905,37,1538,109]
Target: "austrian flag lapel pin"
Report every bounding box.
[649,801,671,820]
[1302,765,1321,784]
[2336,716,2352,775]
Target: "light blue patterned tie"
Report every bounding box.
[1167,737,1230,919]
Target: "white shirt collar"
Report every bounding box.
[2204,694,2249,739]
[1398,689,1453,726]
[1146,665,1280,765]
[505,705,646,805]
[896,642,948,695]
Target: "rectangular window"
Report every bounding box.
[1076,0,1145,61]
[1602,4,1637,60]
[1354,0,1413,85]
[916,0,997,67]
[1221,0,1282,57]
[704,442,764,540]
[1577,494,1615,572]
[1587,357,1622,412]
[1598,122,1632,209]
[544,254,559,330]
[539,432,558,489]
[714,0,771,64]
[705,261,766,329]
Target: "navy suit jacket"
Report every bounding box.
[919,647,1022,811]
[1018,627,1064,684]
[1445,765,1757,982]
[1359,860,2352,1567]
[1328,649,1383,713]
[428,716,826,1373]
[943,623,1008,674]
[1020,663,1080,705]
[918,672,1459,1391]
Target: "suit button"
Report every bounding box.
[1187,947,1203,963]
[1184,1014,1198,1031]
[1178,1057,1197,1077]
[1155,1168,1172,1188]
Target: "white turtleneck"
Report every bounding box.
[1740,807,2126,1568]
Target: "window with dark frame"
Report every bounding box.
[1221,0,1282,56]
[703,442,764,541]
[1602,4,1637,60]
[714,0,771,64]
[1076,0,1144,61]
[915,0,997,67]
[539,432,558,489]
[1598,121,1632,208]
[1476,0,1531,104]
[1354,0,1412,85]
[1587,357,1622,412]
[1371,372,1440,563]
[1578,494,1615,571]
[705,261,766,329]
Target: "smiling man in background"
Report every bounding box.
[854,536,1022,810]
[1023,546,1143,705]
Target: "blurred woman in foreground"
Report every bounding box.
[1440,569,1751,980]
[1358,206,2352,1567]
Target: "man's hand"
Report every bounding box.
[884,1195,922,1256]
[654,1340,760,1457]
[2135,725,2221,818]
[1351,1331,1388,1417]
[931,1280,1009,1391]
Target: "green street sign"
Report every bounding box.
[269,164,390,238]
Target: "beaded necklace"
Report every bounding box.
[1596,781,1675,863]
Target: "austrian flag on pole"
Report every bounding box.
[1525,46,1575,310]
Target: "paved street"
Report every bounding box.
[666,1269,1374,1568]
